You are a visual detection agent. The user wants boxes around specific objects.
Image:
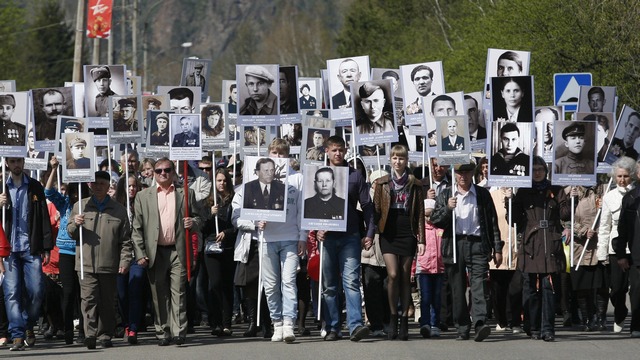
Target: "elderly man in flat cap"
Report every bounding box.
[114,98,138,132]
[185,63,206,92]
[67,136,91,169]
[150,112,170,146]
[355,82,394,135]
[554,123,595,175]
[37,88,67,140]
[91,66,117,117]
[240,65,278,116]
[0,94,26,146]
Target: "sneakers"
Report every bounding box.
[614,322,624,333]
[324,331,339,341]
[350,325,369,342]
[9,338,25,351]
[495,324,511,332]
[474,324,491,342]
[420,325,431,338]
[271,323,283,342]
[370,329,386,337]
[127,329,138,345]
[0,337,7,346]
[512,327,524,334]
[283,325,295,343]
[431,327,441,337]
[25,330,36,347]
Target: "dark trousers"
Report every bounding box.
[43,275,64,330]
[608,255,629,324]
[79,273,118,340]
[629,265,640,332]
[490,269,522,328]
[203,250,236,329]
[59,254,82,334]
[523,273,558,336]
[445,238,490,335]
[362,264,389,331]
[117,262,148,332]
[418,273,443,328]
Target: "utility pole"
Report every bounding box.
[132,0,138,75]
[72,0,85,82]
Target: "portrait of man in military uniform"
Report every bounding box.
[66,135,91,169]
[171,115,199,147]
[554,122,595,175]
[0,94,26,146]
[149,112,170,146]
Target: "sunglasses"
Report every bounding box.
[199,166,212,171]
[154,168,172,174]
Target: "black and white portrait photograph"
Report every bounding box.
[241,156,289,222]
[56,116,85,154]
[200,102,229,150]
[488,121,533,188]
[298,77,322,111]
[423,91,465,153]
[491,76,534,122]
[127,75,141,95]
[301,164,349,232]
[484,48,531,95]
[0,92,28,157]
[436,116,470,166]
[84,64,126,118]
[157,85,202,115]
[62,132,95,183]
[327,55,370,120]
[0,80,16,92]
[372,68,404,127]
[24,123,47,171]
[181,58,211,102]
[235,64,280,125]
[279,65,300,119]
[577,86,616,114]
[169,113,201,160]
[146,110,173,157]
[351,79,398,146]
[143,94,168,111]
[31,87,75,148]
[576,112,615,164]
[533,106,561,162]
[302,127,332,164]
[109,95,143,144]
[221,80,238,116]
[399,61,445,126]
[604,105,640,163]
[552,120,597,186]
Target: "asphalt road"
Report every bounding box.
[2,318,639,360]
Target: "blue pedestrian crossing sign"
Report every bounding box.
[554,73,592,112]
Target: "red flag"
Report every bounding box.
[87,0,113,39]
[0,224,10,258]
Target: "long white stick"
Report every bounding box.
[317,239,324,321]
[78,184,84,280]
[570,194,575,268]
[451,167,457,264]
[508,189,513,269]
[2,158,5,238]
[257,229,264,327]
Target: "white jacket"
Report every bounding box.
[597,184,633,260]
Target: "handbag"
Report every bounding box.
[205,239,223,255]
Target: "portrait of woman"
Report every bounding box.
[491,76,533,122]
[201,104,225,139]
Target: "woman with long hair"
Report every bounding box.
[203,167,238,336]
[114,174,147,344]
[373,144,425,340]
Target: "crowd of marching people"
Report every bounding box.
[0,135,638,351]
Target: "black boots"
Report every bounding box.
[399,316,409,341]
[243,298,258,337]
[388,314,398,340]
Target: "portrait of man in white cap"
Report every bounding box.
[240,65,278,116]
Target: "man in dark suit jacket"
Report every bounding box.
[441,119,465,151]
[243,157,286,210]
[184,63,206,93]
[331,59,361,109]
[131,158,201,346]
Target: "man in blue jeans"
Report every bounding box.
[0,157,53,351]
[317,136,375,341]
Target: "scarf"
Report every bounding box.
[390,171,410,209]
[532,178,551,191]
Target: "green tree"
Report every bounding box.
[0,0,27,84]
[27,0,75,88]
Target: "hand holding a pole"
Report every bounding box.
[183,217,195,229]
[447,197,457,210]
